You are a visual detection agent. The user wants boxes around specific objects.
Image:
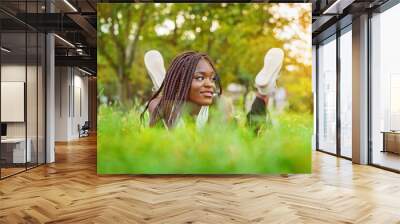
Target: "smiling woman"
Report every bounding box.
[141,49,281,132]
[142,51,222,129]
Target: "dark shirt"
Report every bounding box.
[246,96,271,134]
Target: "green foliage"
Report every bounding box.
[97,3,312,113]
[98,105,312,174]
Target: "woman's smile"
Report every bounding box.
[200,90,214,98]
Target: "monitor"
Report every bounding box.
[1,123,7,137]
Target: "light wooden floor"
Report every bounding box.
[1,167,26,178]
[373,151,400,171]
[1,135,400,223]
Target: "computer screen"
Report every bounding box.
[1,123,7,137]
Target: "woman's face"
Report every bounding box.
[189,58,217,106]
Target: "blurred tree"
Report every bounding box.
[98,4,152,107]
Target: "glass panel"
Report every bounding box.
[340,29,352,158]
[317,36,337,154]
[27,30,38,169]
[1,30,27,177]
[27,0,39,169]
[371,4,400,171]
[0,1,46,178]
[38,32,45,165]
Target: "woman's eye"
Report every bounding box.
[195,76,204,81]
[212,76,217,81]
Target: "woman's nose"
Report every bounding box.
[203,77,215,87]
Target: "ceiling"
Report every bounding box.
[0,0,97,74]
[311,0,390,43]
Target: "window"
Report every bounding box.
[371,3,400,171]
[339,28,352,158]
[317,36,337,154]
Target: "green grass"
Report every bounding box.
[97,105,312,174]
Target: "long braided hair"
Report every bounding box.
[141,51,222,128]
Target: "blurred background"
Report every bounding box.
[97,3,312,114]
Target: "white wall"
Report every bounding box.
[55,67,89,141]
[1,65,25,81]
[72,73,89,138]
[55,66,69,141]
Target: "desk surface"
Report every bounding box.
[381,131,400,134]
[1,138,27,143]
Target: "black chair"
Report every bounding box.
[79,121,90,138]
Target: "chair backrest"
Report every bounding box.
[82,121,90,129]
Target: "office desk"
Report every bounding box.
[381,131,400,154]
[1,138,31,163]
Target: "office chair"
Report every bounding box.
[79,121,90,138]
